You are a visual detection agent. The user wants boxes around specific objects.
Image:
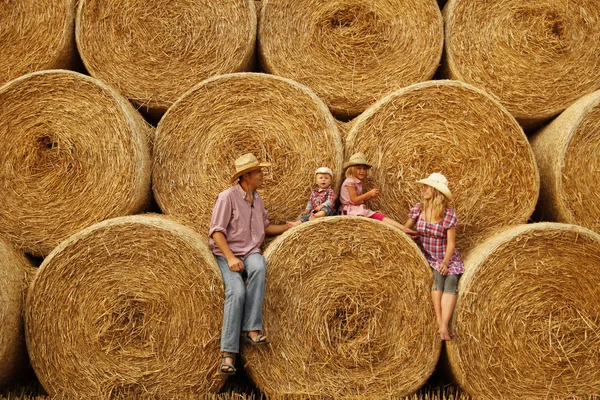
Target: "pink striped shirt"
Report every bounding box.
[209,185,270,258]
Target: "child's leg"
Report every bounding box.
[310,205,333,220]
[431,269,444,332]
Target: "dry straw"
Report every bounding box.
[243,217,440,399]
[153,72,343,237]
[25,215,225,398]
[259,0,443,118]
[443,0,600,128]
[0,70,152,257]
[530,90,600,233]
[76,0,257,115]
[447,223,600,399]
[0,240,35,389]
[345,80,539,255]
[0,0,78,86]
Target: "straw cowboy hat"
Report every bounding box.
[417,173,453,200]
[343,152,372,170]
[230,153,271,183]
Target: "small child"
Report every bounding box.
[339,153,417,237]
[403,173,464,341]
[290,167,337,226]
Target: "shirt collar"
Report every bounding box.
[235,184,257,202]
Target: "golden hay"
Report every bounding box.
[243,217,440,399]
[153,72,343,236]
[76,0,257,115]
[530,90,600,233]
[443,0,600,128]
[345,80,539,255]
[447,223,600,399]
[258,0,443,118]
[0,70,152,257]
[0,0,78,86]
[25,215,225,398]
[0,240,35,389]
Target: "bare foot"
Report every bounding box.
[439,327,452,341]
[288,220,302,227]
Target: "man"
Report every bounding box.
[209,153,291,375]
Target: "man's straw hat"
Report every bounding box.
[230,153,271,183]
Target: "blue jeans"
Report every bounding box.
[215,253,266,353]
[299,205,335,222]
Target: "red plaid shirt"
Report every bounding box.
[306,185,335,211]
[409,203,464,275]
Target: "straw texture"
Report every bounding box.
[0,70,152,257]
[244,217,440,399]
[259,0,443,118]
[0,240,35,389]
[153,72,343,237]
[0,0,77,86]
[25,215,225,398]
[530,90,600,233]
[443,0,600,128]
[447,223,600,399]
[345,80,539,255]
[76,0,257,115]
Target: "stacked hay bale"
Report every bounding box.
[443,0,600,128]
[25,215,225,398]
[345,80,539,254]
[530,90,600,233]
[244,217,440,398]
[76,0,257,115]
[259,0,443,118]
[0,70,152,257]
[153,73,343,236]
[0,240,35,389]
[0,0,78,86]
[447,223,600,399]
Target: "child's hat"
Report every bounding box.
[417,173,452,200]
[343,152,372,170]
[315,167,333,177]
[230,153,271,183]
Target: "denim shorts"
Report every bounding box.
[300,205,335,222]
[432,269,461,294]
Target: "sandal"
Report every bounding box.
[219,354,236,376]
[242,332,270,346]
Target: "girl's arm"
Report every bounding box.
[348,185,378,204]
[403,218,417,230]
[439,227,456,275]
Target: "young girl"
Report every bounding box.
[404,172,464,341]
[339,153,416,237]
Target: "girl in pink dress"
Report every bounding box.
[339,153,416,236]
[404,172,464,341]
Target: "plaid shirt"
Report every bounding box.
[306,185,335,211]
[409,203,465,275]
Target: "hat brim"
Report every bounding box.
[230,162,271,184]
[343,161,372,170]
[417,179,453,200]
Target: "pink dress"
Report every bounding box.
[339,177,376,217]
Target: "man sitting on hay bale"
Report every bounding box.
[209,153,292,376]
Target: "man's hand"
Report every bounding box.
[227,257,244,272]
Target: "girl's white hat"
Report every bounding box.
[417,173,453,200]
[315,167,333,177]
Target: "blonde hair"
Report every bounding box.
[422,186,448,220]
[345,165,368,179]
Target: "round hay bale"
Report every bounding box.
[0,240,35,389]
[0,0,78,86]
[259,0,443,118]
[25,215,225,398]
[243,216,440,398]
[153,72,343,236]
[530,90,600,232]
[0,70,152,257]
[345,80,539,255]
[443,0,600,128]
[76,0,257,115]
[447,223,600,399]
